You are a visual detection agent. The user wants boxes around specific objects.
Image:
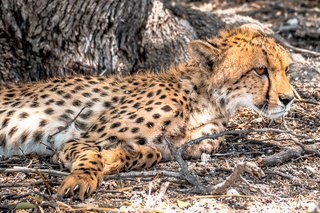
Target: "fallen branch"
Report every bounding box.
[0,180,60,188]
[165,137,206,193]
[105,170,184,180]
[260,143,320,167]
[207,161,264,194]
[165,137,264,194]
[161,127,319,195]
[0,166,68,177]
[0,166,186,184]
[180,128,306,151]
[178,128,319,174]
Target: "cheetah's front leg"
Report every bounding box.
[55,141,104,200]
[56,141,161,200]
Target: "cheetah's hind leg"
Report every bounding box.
[57,141,162,200]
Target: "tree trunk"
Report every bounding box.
[0,0,152,83]
[0,0,254,84]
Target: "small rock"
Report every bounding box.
[226,188,240,195]
[287,18,299,27]
[253,117,263,123]
[308,202,320,213]
[266,149,273,155]
[291,53,305,63]
[305,166,316,175]
[200,153,211,163]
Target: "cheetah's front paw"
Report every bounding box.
[57,170,102,201]
[184,138,222,159]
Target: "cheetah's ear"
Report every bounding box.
[188,40,221,69]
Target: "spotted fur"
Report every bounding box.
[0,26,294,200]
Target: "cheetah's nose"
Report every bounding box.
[279,94,294,106]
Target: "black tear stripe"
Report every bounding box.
[265,70,271,101]
[262,48,271,101]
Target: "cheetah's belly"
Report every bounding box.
[0,110,86,156]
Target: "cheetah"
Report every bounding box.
[0,26,294,200]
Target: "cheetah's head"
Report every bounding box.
[189,26,294,119]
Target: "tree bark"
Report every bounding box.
[0,0,152,83]
[0,0,253,83]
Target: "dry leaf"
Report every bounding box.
[177,199,191,209]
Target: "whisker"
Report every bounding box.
[258,102,268,121]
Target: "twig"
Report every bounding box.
[292,86,302,100]
[244,138,286,146]
[295,99,320,105]
[211,152,243,157]
[264,170,294,180]
[40,141,57,153]
[0,166,69,176]
[273,33,320,57]
[281,115,291,131]
[157,182,170,200]
[211,150,265,157]
[105,170,184,180]
[47,106,86,144]
[34,170,54,195]
[292,153,316,162]
[288,43,320,56]
[28,161,37,169]
[187,194,262,199]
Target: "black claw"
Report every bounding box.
[64,187,70,196]
[86,186,91,195]
[73,184,79,192]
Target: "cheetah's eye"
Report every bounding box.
[253,67,268,76]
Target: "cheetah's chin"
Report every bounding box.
[260,108,289,119]
[264,111,286,119]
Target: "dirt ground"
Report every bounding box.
[1,0,319,212]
